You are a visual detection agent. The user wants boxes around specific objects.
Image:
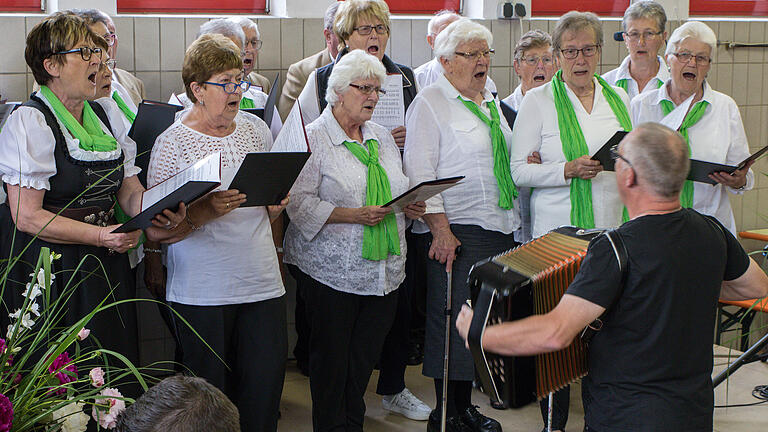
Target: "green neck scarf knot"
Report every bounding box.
[41,85,118,152]
[457,96,518,210]
[112,91,136,124]
[551,70,632,229]
[342,138,401,261]
[239,97,255,109]
[660,97,709,209]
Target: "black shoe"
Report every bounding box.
[460,406,502,432]
[427,409,472,432]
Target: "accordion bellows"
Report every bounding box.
[468,229,594,407]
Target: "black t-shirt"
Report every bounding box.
[566,209,749,432]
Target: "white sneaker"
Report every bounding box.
[382,388,432,421]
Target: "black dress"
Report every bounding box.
[0,96,139,368]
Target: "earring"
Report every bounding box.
[199,100,205,106]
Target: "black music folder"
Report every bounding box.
[499,101,517,128]
[128,100,183,185]
[590,130,629,171]
[736,143,768,170]
[240,73,280,124]
[229,152,311,207]
[687,160,736,185]
[241,108,265,119]
[383,176,464,212]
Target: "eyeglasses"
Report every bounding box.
[101,32,117,47]
[352,24,388,36]
[349,83,386,96]
[610,145,633,169]
[202,80,251,94]
[670,52,711,65]
[623,30,663,41]
[519,55,554,66]
[560,45,599,59]
[51,46,103,62]
[454,49,495,61]
[100,59,117,70]
[246,38,263,50]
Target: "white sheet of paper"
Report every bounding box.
[142,152,221,211]
[272,101,310,152]
[168,93,184,107]
[371,74,405,131]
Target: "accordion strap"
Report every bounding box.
[581,229,628,344]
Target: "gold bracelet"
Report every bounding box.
[185,213,202,231]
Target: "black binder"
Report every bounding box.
[590,130,629,171]
[128,100,183,186]
[229,152,311,207]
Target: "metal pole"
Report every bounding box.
[440,266,453,432]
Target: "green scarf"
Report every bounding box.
[40,85,117,152]
[112,91,136,124]
[615,77,664,93]
[457,97,518,209]
[239,97,255,109]
[342,138,401,261]
[551,70,632,228]
[660,98,709,209]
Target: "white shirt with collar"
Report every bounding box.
[106,78,139,132]
[631,81,754,234]
[501,84,524,111]
[413,57,498,94]
[509,77,630,238]
[603,55,669,101]
[403,73,520,235]
[283,107,409,296]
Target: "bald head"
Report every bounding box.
[427,10,461,49]
[621,123,689,200]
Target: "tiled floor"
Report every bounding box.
[277,346,768,431]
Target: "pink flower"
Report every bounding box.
[89,367,105,388]
[48,352,78,395]
[77,328,90,341]
[0,393,12,432]
[91,388,125,429]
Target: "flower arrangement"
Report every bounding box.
[0,247,150,431]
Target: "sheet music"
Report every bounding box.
[168,93,184,107]
[142,152,221,211]
[272,100,310,152]
[659,92,696,131]
[371,74,405,131]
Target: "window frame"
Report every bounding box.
[385,0,462,15]
[531,0,631,17]
[117,0,268,14]
[689,0,768,16]
[0,0,42,12]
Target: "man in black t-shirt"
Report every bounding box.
[456,123,768,432]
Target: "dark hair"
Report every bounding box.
[26,11,101,86]
[115,375,240,432]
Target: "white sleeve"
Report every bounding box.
[509,93,569,188]
[725,100,754,194]
[0,106,57,190]
[297,71,321,126]
[403,96,444,214]
[96,97,141,178]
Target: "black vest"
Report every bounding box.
[315,48,418,113]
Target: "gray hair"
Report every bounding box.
[114,375,240,432]
[325,1,342,30]
[70,8,110,26]
[514,29,553,61]
[623,1,667,33]
[427,10,460,36]
[326,49,387,107]
[623,122,690,199]
[552,11,603,54]
[665,21,716,58]
[229,17,260,40]
[198,18,245,49]
[433,18,493,61]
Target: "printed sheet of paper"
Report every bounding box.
[371,74,405,131]
[272,100,310,152]
[142,152,221,211]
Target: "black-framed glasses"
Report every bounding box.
[610,144,633,169]
[623,30,663,41]
[520,55,554,66]
[454,49,495,61]
[246,38,263,50]
[51,46,103,62]
[560,45,600,59]
[670,52,711,65]
[352,24,388,35]
[349,83,386,96]
[202,80,251,94]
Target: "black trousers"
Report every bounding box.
[539,386,570,430]
[288,264,310,366]
[172,296,288,432]
[296,268,398,432]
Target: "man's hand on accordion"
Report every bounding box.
[456,304,474,349]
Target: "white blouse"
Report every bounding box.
[403,74,520,235]
[510,78,630,238]
[283,107,409,296]
[502,85,524,111]
[631,81,753,234]
[147,111,285,306]
[0,90,140,191]
[105,79,139,133]
[413,57,498,94]
[602,55,669,101]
